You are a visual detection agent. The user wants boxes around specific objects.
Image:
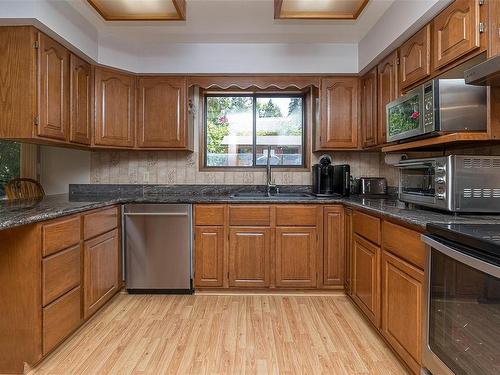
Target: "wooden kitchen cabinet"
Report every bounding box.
[381,250,424,374]
[352,234,381,328]
[360,67,378,148]
[69,54,91,145]
[83,228,120,318]
[432,0,482,70]
[377,51,399,145]
[94,67,135,147]
[229,227,271,288]
[37,32,70,141]
[137,76,189,149]
[275,227,317,288]
[194,226,225,287]
[399,25,431,90]
[323,206,345,287]
[490,0,500,57]
[344,208,353,294]
[317,77,359,149]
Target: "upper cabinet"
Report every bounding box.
[432,0,482,70]
[37,32,70,141]
[69,54,91,145]
[94,68,135,148]
[317,77,359,149]
[360,68,378,148]
[491,0,500,57]
[399,24,431,90]
[137,77,188,149]
[377,51,399,145]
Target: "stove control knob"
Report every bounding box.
[436,193,446,200]
[435,177,446,184]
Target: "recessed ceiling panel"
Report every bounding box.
[275,0,369,20]
[87,0,185,21]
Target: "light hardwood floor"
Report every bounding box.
[28,293,409,374]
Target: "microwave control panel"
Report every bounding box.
[423,83,434,128]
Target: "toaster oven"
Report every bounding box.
[396,155,500,213]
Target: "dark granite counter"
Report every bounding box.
[1,184,500,231]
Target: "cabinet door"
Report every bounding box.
[275,227,317,288]
[319,77,358,149]
[433,0,481,70]
[137,77,187,148]
[344,208,353,294]
[490,0,500,57]
[229,227,270,288]
[323,206,345,287]
[360,68,378,148]
[382,251,424,375]
[194,226,224,287]
[83,229,119,319]
[352,234,380,327]
[69,54,91,145]
[38,32,69,141]
[399,25,431,89]
[94,68,135,147]
[377,51,399,145]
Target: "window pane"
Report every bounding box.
[256,97,303,166]
[0,140,21,197]
[206,96,254,167]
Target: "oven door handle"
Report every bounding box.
[395,161,434,168]
[422,235,500,278]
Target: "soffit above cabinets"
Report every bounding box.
[86,0,186,21]
[275,0,369,20]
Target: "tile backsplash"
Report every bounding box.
[90,150,399,186]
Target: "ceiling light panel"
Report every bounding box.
[275,0,369,20]
[87,0,185,21]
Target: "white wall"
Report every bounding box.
[39,146,91,195]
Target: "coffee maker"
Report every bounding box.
[312,155,350,197]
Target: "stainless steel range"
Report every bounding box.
[422,224,500,375]
[396,155,500,213]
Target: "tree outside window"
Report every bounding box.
[0,140,21,197]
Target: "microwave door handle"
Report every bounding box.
[422,235,500,278]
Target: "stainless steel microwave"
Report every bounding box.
[396,155,500,213]
[386,79,486,142]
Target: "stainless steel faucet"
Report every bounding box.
[266,145,278,196]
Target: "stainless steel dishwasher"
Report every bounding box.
[123,204,193,293]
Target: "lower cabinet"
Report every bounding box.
[381,250,424,375]
[83,228,120,318]
[229,227,271,288]
[194,226,224,287]
[323,206,345,287]
[42,286,81,355]
[275,227,317,288]
[352,233,381,328]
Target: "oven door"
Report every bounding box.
[386,87,424,142]
[421,235,500,375]
[397,161,444,208]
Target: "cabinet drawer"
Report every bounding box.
[229,205,271,226]
[195,205,225,226]
[382,221,426,269]
[43,286,81,355]
[83,206,118,240]
[42,216,81,257]
[353,210,381,245]
[276,205,318,226]
[42,245,81,306]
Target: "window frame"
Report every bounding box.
[203,92,307,170]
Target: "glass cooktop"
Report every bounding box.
[427,223,500,262]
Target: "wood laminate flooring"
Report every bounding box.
[28,293,409,374]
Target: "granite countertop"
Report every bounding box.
[1,184,500,231]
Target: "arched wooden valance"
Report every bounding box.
[187,75,320,90]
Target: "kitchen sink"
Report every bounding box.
[230,192,315,200]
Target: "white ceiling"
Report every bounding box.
[70,0,395,44]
